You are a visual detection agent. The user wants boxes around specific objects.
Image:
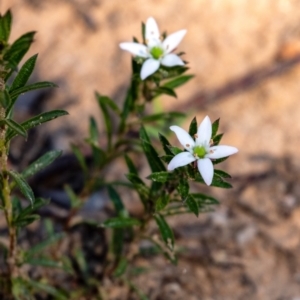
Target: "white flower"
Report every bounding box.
[167,116,238,186]
[119,17,187,80]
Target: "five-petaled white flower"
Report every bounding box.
[167,116,238,186]
[120,17,187,80]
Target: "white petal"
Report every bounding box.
[170,125,195,152]
[206,145,238,159]
[197,158,214,186]
[140,58,160,79]
[168,152,196,171]
[161,54,184,67]
[162,29,187,53]
[146,17,160,41]
[196,116,212,146]
[119,42,148,58]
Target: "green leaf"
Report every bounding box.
[154,86,177,98]
[8,81,57,108]
[113,257,128,277]
[126,173,148,206]
[0,10,12,43]
[212,133,223,146]
[169,146,183,155]
[15,198,49,221]
[95,92,120,114]
[6,110,68,141]
[163,75,194,89]
[3,31,36,71]
[88,116,99,145]
[211,177,232,189]
[108,186,125,214]
[155,193,169,212]
[26,279,68,300]
[188,116,197,137]
[212,118,220,138]
[154,214,174,250]
[214,169,231,179]
[140,126,166,172]
[9,54,38,93]
[14,214,40,227]
[112,228,124,257]
[22,150,62,179]
[8,170,35,204]
[25,257,64,269]
[191,193,219,206]
[141,112,185,123]
[212,156,228,165]
[177,178,189,200]
[64,185,81,209]
[147,171,171,183]
[2,118,27,138]
[24,233,64,259]
[158,133,173,155]
[0,89,11,109]
[71,144,88,173]
[96,93,113,149]
[101,217,141,228]
[185,194,199,217]
[124,154,139,175]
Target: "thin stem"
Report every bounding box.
[0,71,18,280]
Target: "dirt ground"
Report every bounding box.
[2,0,300,299]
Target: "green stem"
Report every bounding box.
[0,73,17,280]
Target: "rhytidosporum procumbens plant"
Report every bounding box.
[0,10,68,298]
[64,16,238,295]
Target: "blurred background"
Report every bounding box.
[2,0,300,299]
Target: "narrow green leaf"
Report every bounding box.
[70,144,87,173]
[15,198,49,221]
[24,233,64,259]
[191,193,219,205]
[141,112,185,123]
[0,10,12,42]
[139,125,150,143]
[140,127,166,172]
[26,279,68,300]
[9,54,38,92]
[214,169,231,179]
[147,171,170,183]
[212,156,228,165]
[14,214,40,227]
[22,150,62,179]
[188,116,197,137]
[101,217,141,228]
[163,75,194,89]
[9,81,57,104]
[0,89,11,109]
[158,133,173,155]
[3,119,27,138]
[154,214,174,250]
[8,170,35,204]
[112,228,124,257]
[177,178,189,200]
[211,118,220,138]
[64,185,81,209]
[185,194,199,217]
[154,86,177,98]
[155,193,169,212]
[96,93,113,149]
[95,92,120,114]
[169,146,183,155]
[211,177,232,189]
[88,116,99,145]
[212,133,223,146]
[124,154,138,175]
[25,257,64,269]
[3,31,36,71]
[6,110,68,141]
[113,257,128,277]
[108,186,125,214]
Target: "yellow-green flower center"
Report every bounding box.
[150,46,164,59]
[193,145,207,158]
